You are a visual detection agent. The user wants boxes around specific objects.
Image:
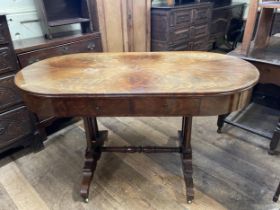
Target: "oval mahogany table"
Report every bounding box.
[15,52,259,203]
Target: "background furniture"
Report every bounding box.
[151,2,212,51]
[35,0,93,39]
[241,0,280,55]
[210,3,245,49]
[224,35,280,154]
[14,52,259,203]
[151,2,245,51]
[96,0,151,52]
[0,15,40,154]
[196,0,232,7]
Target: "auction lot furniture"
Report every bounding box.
[15,52,259,203]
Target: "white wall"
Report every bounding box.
[0,0,79,41]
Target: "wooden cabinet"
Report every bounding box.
[0,15,37,154]
[0,75,23,112]
[96,0,151,52]
[151,3,212,51]
[16,33,102,67]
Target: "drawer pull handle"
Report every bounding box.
[0,127,5,135]
[87,43,96,51]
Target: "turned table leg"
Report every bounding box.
[217,113,230,133]
[81,117,108,202]
[269,119,280,155]
[181,116,194,203]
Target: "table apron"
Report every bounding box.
[21,89,252,118]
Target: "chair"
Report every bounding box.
[241,0,280,55]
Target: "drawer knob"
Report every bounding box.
[87,43,96,51]
[0,127,5,135]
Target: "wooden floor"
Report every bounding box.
[0,114,279,210]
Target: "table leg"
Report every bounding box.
[269,119,280,155]
[80,117,108,202]
[217,113,230,133]
[273,182,280,202]
[181,116,194,203]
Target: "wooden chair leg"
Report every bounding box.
[254,8,275,49]
[240,0,259,55]
[180,116,194,204]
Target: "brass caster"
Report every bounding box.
[84,198,89,203]
[187,200,192,204]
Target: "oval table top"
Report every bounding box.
[15,51,259,97]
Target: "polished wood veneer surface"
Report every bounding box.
[14,51,260,203]
[15,52,259,96]
[15,52,259,118]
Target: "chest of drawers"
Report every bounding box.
[0,15,36,153]
[151,3,212,51]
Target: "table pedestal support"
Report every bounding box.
[80,117,108,202]
[180,116,194,203]
[80,116,194,203]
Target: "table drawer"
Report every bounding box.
[18,37,102,67]
[0,16,10,45]
[0,46,17,74]
[0,106,34,148]
[193,6,211,25]
[170,10,192,28]
[0,74,22,112]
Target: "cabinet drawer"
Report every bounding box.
[0,46,17,74]
[191,37,209,51]
[193,7,211,25]
[168,40,192,51]
[0,16,10,45]
[170,10,192,28]
[0,75,22,112]
[0,106,34,148]
[171,28,191,43]
[191,25,209,39]
[18,37,102,68]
